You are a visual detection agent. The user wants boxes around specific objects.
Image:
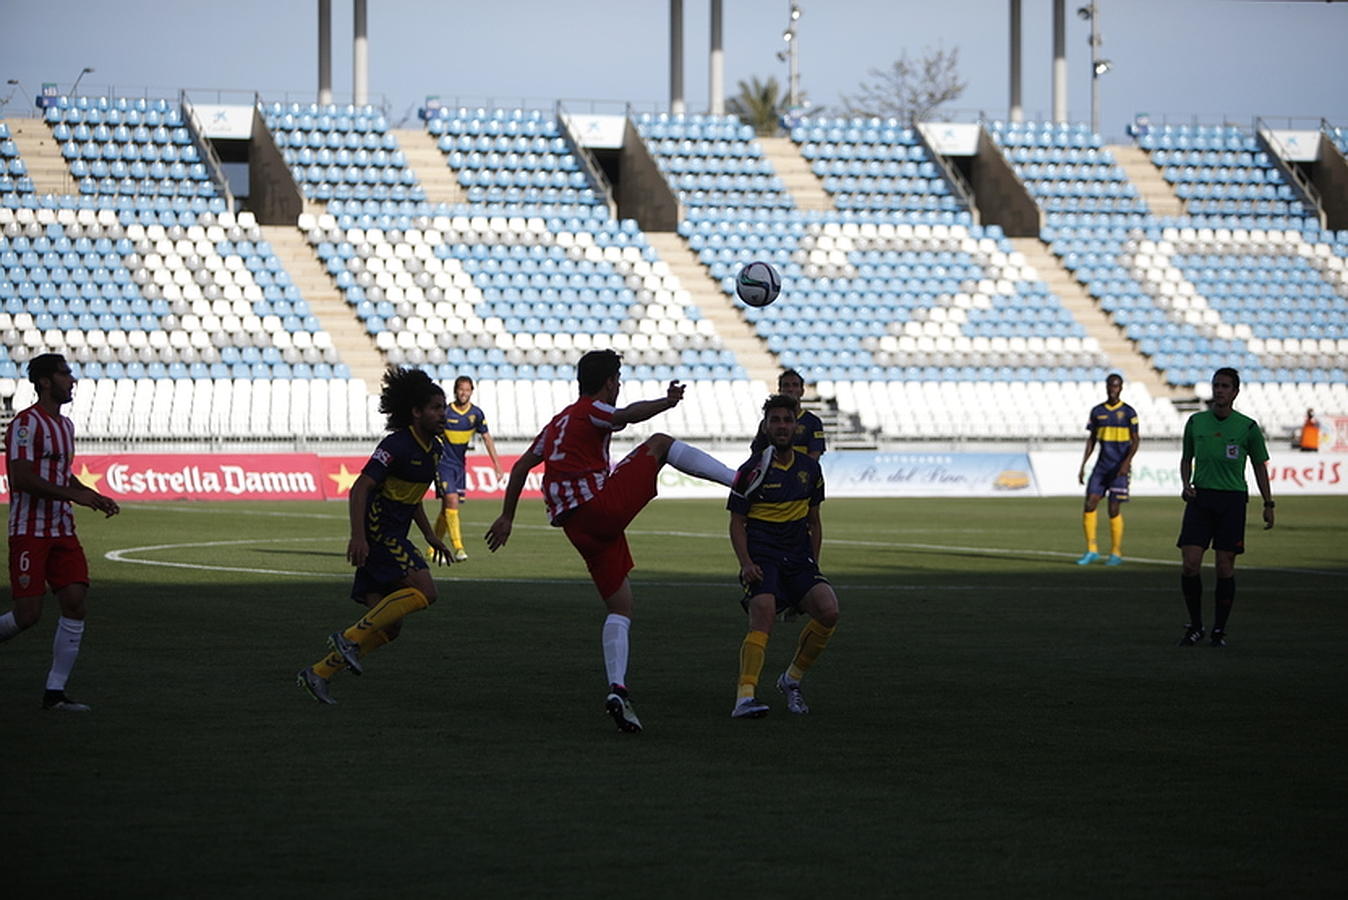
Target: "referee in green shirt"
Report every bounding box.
[1177,368,1275,648]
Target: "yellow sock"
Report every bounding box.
[787,619,835,682]
[358,627,394,654]
[737,630,769,700]
[1109,513,1124,557]
[447,508,463,550]
[1082,509,1099,553]
[434,509,449,545]
[311,649,346,680]
[342,587,428,646]
[311,609,403,680]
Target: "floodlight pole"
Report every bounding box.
[1009,0,1023,122]
[710,0,724,115]
[1088,3,1102,134]
[670,0,685,114]
[71,66,94,97]
[318,0,333,105]
[353,0,368,107]
[783,2,800,111]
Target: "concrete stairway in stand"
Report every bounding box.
[260,224,386,386]
[1111,144,1185,218]
[393,128,466,207]
[645,231,778,384]
[1012,237,1181,398]
[7,117,74,195]
[758,136,833,212]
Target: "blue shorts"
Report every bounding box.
[741,554,829,615]
[350,533,428,601]
[1086,464,1130,501]
[434,457,466,500]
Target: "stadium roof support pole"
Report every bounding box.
[353,0,368,107]
[1009,0,1023,122]
[1052,0,1067,122]
[709,0,724,115]
[317,0,333,106]
[670,0,685,114]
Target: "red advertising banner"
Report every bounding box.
[316,454,540,501]
[0,454,539,502]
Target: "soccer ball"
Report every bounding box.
[735,261,781,307]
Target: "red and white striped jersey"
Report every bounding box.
[5,404,78,538]
[529,395,622,524]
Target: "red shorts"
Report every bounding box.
[562,444,661,599]
[9,534,90,599]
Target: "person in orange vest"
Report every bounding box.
[1299,409,1320,452]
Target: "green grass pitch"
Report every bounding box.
[3,495,1346,896]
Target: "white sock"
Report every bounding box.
[667,440,735,487]
[602,613,631,688]
[46,616,85,692]
[0,610,21,642]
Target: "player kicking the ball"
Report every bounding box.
[728,394,839,719]
[485,349,742,733]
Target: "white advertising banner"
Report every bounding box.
[1264,129,1320,163]
[651,450,1037,499]
[918,122,980,157]
[1030,449,1348,497]
[194,104,254,139]
[562,114,626,149]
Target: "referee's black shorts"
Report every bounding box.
[1177,488,1249,554]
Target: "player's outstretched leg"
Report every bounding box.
[661,436,736,487]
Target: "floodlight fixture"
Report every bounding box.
[71,66,94,95]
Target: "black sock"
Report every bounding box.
[1214,577,1235,632]
[1181,574,1203,627]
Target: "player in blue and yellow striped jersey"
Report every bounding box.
[433,376,501,562]
[749,369,826,460]
[1076,373,1141,566]
[727,394,839,719]
[297,367,452,704]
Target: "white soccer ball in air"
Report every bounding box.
[735,261,782,308]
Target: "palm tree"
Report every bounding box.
[726,76,791,136]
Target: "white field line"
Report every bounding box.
[104,512,1343,582]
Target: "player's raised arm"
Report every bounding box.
[611,381,685,427]
[486,446,544,551]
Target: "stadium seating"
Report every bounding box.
[261,102,424,204]
[44,96,218,200]
[1,99,1343,444]
[0,194,346,382]
[427,106,598,207]
[0,120,34,195]
[1137,123,1306,219]
[791,116,964,214]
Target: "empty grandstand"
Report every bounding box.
[2,92,1345,450]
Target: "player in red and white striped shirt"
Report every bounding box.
[2,354,120,712]
[486,349,744,733]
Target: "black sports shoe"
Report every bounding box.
[42,690,91,712]
[604,684,642,733]
[1177,625,1205,646]
[1209,629,1228,648]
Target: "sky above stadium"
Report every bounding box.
[3,0,1346,138]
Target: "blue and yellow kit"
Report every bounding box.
[440,403,489,472]
[727,450,825,561]
[352,427,441,598]
[1086,400,1139,472]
